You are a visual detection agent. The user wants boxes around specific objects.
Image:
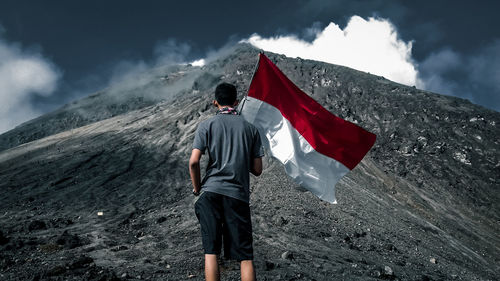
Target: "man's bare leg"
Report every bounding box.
[240,260,255,281]
[205,254,220,281]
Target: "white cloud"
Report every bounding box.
[104,39,196,97]
[0,31,60,133]
[469,40,500,93]
[244,15,422,87]
[190,58,205,67]
[419,41,500,111]
[419,48,462,96]
[153,39,192,67]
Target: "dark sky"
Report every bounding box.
[0,0,499,132]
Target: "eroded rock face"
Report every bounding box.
[0,44,498,280]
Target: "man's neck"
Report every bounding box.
[218,106,234,110]
[217,106,238,115]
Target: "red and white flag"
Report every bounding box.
[240,53,376,203]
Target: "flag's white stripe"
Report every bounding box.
[241,96,349,203]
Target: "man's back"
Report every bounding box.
[193,112,263,203]
[189,82,261,281]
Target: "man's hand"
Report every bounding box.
[251,157,263,176]
[189,149,203,195]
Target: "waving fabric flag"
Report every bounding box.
[239,53,376,203]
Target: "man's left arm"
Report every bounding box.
[189,148,203,195]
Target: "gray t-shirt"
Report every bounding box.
[193,113,264,203]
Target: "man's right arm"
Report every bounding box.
[250,157,262,176]
[189,149,203,194]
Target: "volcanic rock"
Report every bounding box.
[0,230,9,245]
[69,256,94,269]
[55,230,85,249]
[28,220,46,231]
[156,216,167,224]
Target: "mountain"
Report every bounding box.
[0,43,498,280]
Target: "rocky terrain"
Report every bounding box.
[0,44,498,280]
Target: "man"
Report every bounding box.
[189,82,264,281]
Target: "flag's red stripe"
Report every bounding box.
[248,54,376,170]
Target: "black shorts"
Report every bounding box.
[194,191,253,261]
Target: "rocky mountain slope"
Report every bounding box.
[0,44,498,280]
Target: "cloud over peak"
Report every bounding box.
[0,30,60,133]
[420,40,500,110]
[245,16,421,87]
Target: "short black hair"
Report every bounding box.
[215,82,237,106]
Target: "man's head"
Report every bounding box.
[214,82,238,107]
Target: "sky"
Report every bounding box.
[0,0,499,133]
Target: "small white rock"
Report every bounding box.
[453,151,471,165]
[281,251,293,260]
